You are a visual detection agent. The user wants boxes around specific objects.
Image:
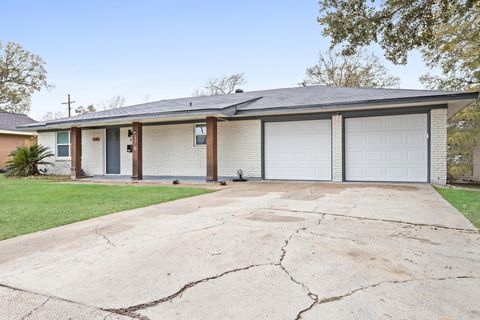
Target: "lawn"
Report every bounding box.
[0,175,212,240]
[435,186,480,229]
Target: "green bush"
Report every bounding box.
[5,144,54,177]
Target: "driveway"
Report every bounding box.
[0,182,479,320]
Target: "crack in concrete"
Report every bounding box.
[298,275,478,319]
[104,263,273,318]
[95,225,116,247]
[267,208,479,233]
[0,283,136,320]
[20,297,50,320]
[277,224,327,320]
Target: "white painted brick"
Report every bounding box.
[218,120,261,178]
[82,129,105,176]
[37,131,70,175]
[430,108,448,185]
[332,115,343,182]
[120,127,132,176]
[473,145,480,182]
[142,123,206,177]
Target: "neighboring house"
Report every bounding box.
[473,145,480,182]
[0,112,37,168]
[18,85,478,185]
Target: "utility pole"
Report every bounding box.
[61,94,76,117]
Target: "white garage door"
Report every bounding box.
[345,114,428,182]
[264,120,331,180]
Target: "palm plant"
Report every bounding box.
[4,144,54,177]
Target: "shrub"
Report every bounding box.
[5,144,54,177]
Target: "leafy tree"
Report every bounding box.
[446,103,480,179]
[421,76,480,180]
[193,73,246,96]
[0,41,50,114]
[317,0,477,66]
[75,104,96,115]
[303,50,400,87]
[5,144,53,177]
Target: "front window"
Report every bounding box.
[56,131,70,158]
[194,123,206,145]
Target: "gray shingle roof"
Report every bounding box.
[20,85,478,129]
[0,112,36,131]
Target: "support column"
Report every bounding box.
[430,108,448,185]
[70,127,82,179]
[132,122,143,181]
[206,117,218,181]
[332,114,343,182]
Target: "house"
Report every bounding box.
[18,86,478,185]
[0,112,37,168]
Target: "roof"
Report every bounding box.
[20,85,479,130]
[0,112,37,133]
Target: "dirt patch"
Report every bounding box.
[246,213,305,223]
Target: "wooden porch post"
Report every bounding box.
[206,117,217,181]
[70,127,82,179]
[132,122,143,180]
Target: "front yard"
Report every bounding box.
[0,175,212,240]
[435,186,480,228]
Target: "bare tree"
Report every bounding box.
[75,104,96,115]
[41,110,66,121]
[193,73,246,96]
[98,95,126,110]
[302,50,400,88]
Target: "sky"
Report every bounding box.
[1,0,434,120]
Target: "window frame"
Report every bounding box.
[194,123,207,146]
[56,131,71,159]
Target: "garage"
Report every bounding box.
[264,119,331,180]
[345,113,428,182]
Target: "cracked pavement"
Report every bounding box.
[0,182,479,320]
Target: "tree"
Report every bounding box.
[193,73,246,96]
[41,110,66,121]
[75,104,96,115]
[317,0,477,66]
[421,76,480,180]
[97,95,126,110]
[303,50,400,88]
[0,41,50,114]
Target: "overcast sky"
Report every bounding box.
[1,0,434,120]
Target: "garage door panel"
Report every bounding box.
[265,120,331,180]
[346,114,428,182]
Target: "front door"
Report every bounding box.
[106,128,120,174]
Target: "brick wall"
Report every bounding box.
[38,129,105,176]
[37,131,71,175]
[218,120,261,178]
[82,129,105,176]
[430,108,448,185]
[142,123,206,177]
[0,133,36,168]
[331,115,343,182]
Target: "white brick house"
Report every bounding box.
[20,85,478,185]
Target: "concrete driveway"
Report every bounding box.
[0,182,479,320]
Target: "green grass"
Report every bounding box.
[0,175,212,240]
[435,186,480,229]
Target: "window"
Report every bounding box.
[194,123,206,145]
[56,131,70,158]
